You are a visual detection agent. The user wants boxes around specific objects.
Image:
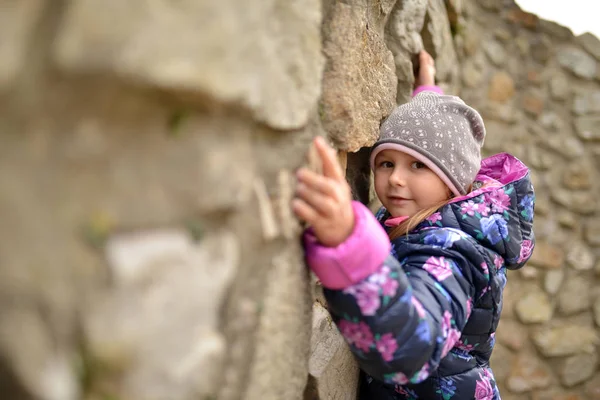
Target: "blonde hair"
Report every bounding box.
[387,184,473,241]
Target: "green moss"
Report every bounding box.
[185,219,205,241]
[81,212,115,249]
[167,109,190,137]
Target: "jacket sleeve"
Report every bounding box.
[303,202,476,385]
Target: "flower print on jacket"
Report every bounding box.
[474,370,494,400]
[338,320,374,353]
[478,214,508,245]
[518,239,534,263]
[427,212,443,225]
[440,311,461,357]
[437,377,457,400]
[484,188,511,214]
[480,262,490,281]
[460,200,490,218]
[343,282,381,315]
[519,194,535,222]
[423,229,462,249]
[343,265,400,315]
[423,256,453,281]
[375,333,398,362]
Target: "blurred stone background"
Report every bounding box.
[0,0,598,399]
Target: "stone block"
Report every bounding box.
[522,94,544,117]
[54,0,324,130]
[483,39,506,67]
[549,73,570,100]
[544,269,564,295]
[244,248,312,400]
[88,230,239,399]
[578,32,600,61]
[532,325,598,357]
[496,319,528,351]
[585,218,600,246]
[565,240,595,271]
[505,8,539,30]
[572,90,600,115]
[321,1,397,152]
[506,353,552,393]
[307,302,360,400]
[558,275,592,315]
[528,241,565,269]
[551,189,597,215]
[557,46,597,80]
[562,161,593,190]
[515,291,553,324]
[539,20,573,39]
[575,115,600,141]
[0,0,45,89]
[560,352,598,387]
[423,0,459,84]
[487,72,515,103]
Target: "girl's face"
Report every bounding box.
[374,150,450,218]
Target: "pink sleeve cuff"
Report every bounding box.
[303,201,391,290]
[413,85,444,97]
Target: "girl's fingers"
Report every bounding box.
[314,137,343,181]
[296,183,335,216]
[296,168,338,198]
[291,198,320,225]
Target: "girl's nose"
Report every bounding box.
[389,167,407,186]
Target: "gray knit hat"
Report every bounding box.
[370,91,486,196]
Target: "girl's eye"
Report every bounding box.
[378,161,394,169]
[411,161,427,169]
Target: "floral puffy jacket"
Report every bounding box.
[304,153,535,400]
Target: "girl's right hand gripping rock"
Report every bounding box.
[292,137,355,248]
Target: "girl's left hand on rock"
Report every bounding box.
[292,137,355,247]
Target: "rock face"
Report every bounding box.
[2,0,600,399]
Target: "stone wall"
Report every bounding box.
[455,1,600,399]
[0,1,598,400]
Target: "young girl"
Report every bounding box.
[293,51,535,400]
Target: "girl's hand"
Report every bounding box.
[293,137,355,247]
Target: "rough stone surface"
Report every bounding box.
[575,115,600,141]
[488,71,515,102]
[0,0,46,89]
[532,325,599,357]
[307,302,360,400]
[91,230,239,399]
[560,352,598,387]
[506,353,553,393]
[54,0,325,130]
[496,319,528,351]
[578,32,600,61]
[543,135,585,159]
[549,74,570,100]
[528,241,565,269]
[244,248,312,400]
[544,269,565,295]
[585,219,600,246]
[423,0,459,85]
[573,90,600,115]
[321,1,397,152]
[551,189,598,215]
[594,297,600,328]
[566,241,595,271]
[483,38,506,66]
[557,47,598,80]
[515,291,553,323]
[558,275,592,315]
